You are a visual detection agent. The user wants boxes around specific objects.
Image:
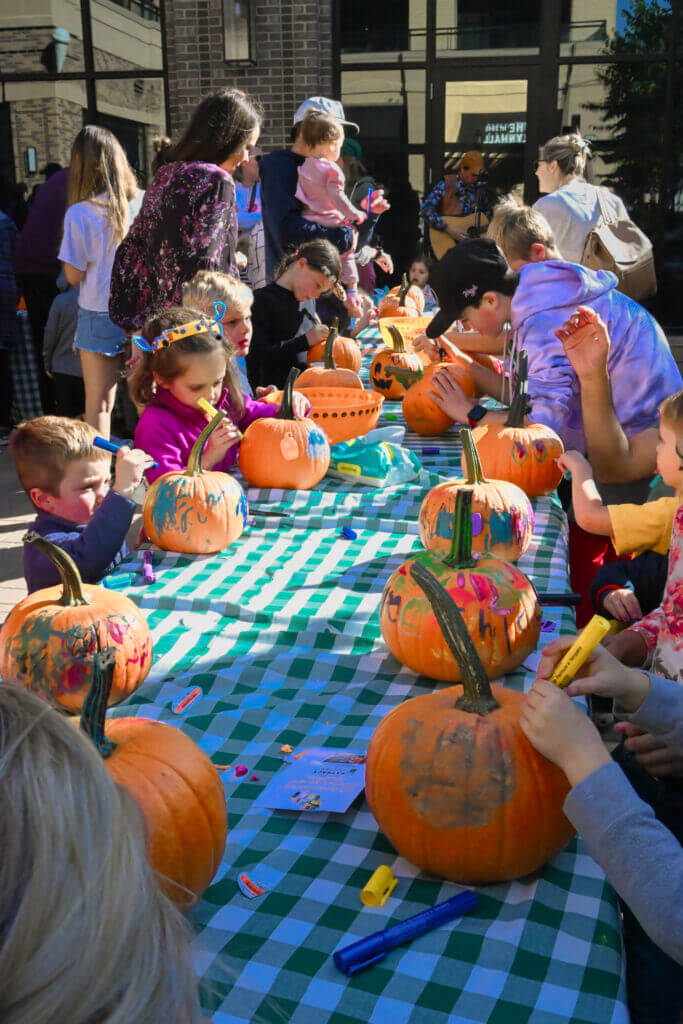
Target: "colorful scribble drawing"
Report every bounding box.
[306,429,329,459]
[533,440,548,462]
[512,441,528,464]
[237,492,248,526]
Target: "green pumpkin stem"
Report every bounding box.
[409,562,499,715]
[398,273,410,305]
[23,532,89,606]
[80,646,118,758]
[386,324,406,354]
[505,349,530,428]
[459,427,486,485]
[279,367,300,421]
[187,410,227,476]
[323,321,339,369]
[444,488,476,569]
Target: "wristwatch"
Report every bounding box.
[466,403,487,428]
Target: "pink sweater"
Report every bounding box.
[134,385,277,484]
[295,157,363,227]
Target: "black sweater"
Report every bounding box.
[247,281,311,390]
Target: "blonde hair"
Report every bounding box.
[299,111,343,149]
[487,197,562,263]
[659,389,683,430]
[68,126,138,244]
[9,416,109,500]
[538,132,591,178]
[0,683,202,1024]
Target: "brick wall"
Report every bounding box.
[164,0,334,150]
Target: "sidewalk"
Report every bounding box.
[0,448,32,618]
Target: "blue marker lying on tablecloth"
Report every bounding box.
[93,435,157,468]
[333,889,478,975]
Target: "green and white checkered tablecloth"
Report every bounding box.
[108,330,628,1024]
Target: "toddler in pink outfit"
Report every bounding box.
[295,112,366,309]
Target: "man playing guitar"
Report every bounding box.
[421,151,491,259]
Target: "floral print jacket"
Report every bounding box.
[420,177,491,232]
[109,161,237,332]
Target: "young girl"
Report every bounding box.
[408,254,438,310]
[130,306,309,484]
[248,238,342,391]
[59,126,143,438]
[295,112,365,316]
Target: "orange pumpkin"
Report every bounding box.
[380,489,540,681]
[469,351,564,497]
[143,411,247,553]
[239,368,331,489]
[0,534,153,713]
[419,428,534,562]
[402,359,477,435]
[369,324,424,401]
[368,563,573,884]
[298,321,363,389]
[82,648,227,910]
[307,319,362,372]
[378,276,422,319]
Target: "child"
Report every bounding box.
[43,270,84,418]
[407,254,438,310]
[59,126,143,439]
[0,683,203,1023]
[295,112,366,317]
[248,238,341,391]
[130,306,309,486]
[9,416,150,594]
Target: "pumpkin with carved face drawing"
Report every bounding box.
[370,324,424,401]
[239,369,330,489]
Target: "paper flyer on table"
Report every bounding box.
[254,747,367,813]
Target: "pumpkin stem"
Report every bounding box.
[409,562,500,715]
[80,646,118,758]
[187,410,226,476]
[505,349,531,428]
[323,321,339,369]
[23,532,89,606]
[398,274,409,305]
[459,428,487,485]
[279,367,300,421]
[443,488,476,569]
[386,324,406,354]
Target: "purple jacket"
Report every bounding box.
[14,168,68,278]
[134,385,278,484]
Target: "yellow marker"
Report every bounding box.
[198,397,220,419]
[549,614,611,689]
[361,865,398,907]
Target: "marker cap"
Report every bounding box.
[361,865,397,907]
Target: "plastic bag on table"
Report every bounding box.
[327,436,421,487]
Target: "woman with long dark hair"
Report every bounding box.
[109,89,262,333]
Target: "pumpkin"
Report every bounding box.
[0,533,152,713]
[368,563,573,883]
[297,321,363,390]
[380,488,540,681]
[378,275,422,319]
[82,648,227,910]
[307,319,362,372]
[143,411,248,554]
[401,358,477,436]
[419,428,534,562]
[369,324,424,401]
[239,368,331,488]
[469,351,564,497]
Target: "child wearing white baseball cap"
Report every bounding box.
[292,97,359,133]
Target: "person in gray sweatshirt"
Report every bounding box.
[521,639,683,1023]
[43,270,84,417]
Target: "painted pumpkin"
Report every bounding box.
[370,324,424,401]
[82,648,227,910]
[0,533,152,713]
[143,411,248,553]
[368,563,573,883]
[239,368,331,489]
[402,359,477,435]
[298,321,363,390]
[419,428,534,562]
[380,489,540,681]
[307,319,362,372]
[470,351,564,497]
[378,275,422,319]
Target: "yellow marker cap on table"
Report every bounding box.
[361,865,398,907]
[549,614,611,689]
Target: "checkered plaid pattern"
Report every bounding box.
[10,311,42,422]
[108,328,628,1024]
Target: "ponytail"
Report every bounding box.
[538,132,591,178]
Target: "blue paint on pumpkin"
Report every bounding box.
[435,508,452,540]
[306,428,329,460]
[149,478,183,535]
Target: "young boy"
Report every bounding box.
[10,417,150,593]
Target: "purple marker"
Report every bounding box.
[142,549,156,584]
[93,435,157,469]
[366,186,373,214]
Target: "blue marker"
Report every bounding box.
[333,890,478,975]
[366,186,373,214]
[94,435,157,468]
[649,473,662,490]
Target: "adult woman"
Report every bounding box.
[533,132,629,265]
[109,88,262,333]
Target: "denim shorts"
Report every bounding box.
[74,308,126,357]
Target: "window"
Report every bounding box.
[340,0,426,63]
[224,0,252,63]
[436,0,541,55]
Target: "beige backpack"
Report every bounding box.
[581,187,657,302]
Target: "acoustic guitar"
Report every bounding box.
[429,213,490,260]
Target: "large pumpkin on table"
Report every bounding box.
[143,410,247,553]
[297,321,363,389]
[307,319,362,372]
[470,351,564,497]
[402,358,477,436]
[239,368,330,489]
[0,533,152,713]
[419,428,534,562]
[380,489,540,681]
[370,324,424,401]
[82,648,227,910]
[368,563,573,883]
